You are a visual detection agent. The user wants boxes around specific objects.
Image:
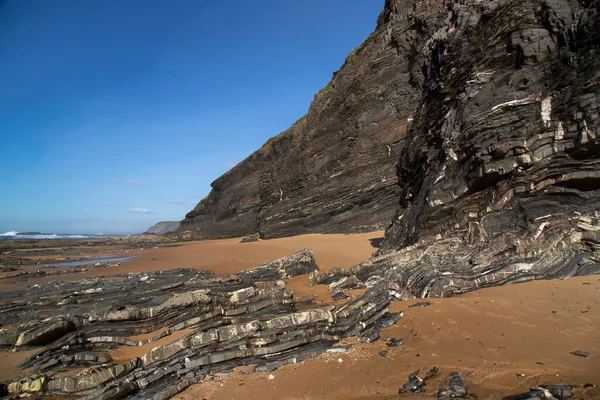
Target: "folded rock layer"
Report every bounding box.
[0,251,401,399]
[369,0,600,295]
[179,0,450,239]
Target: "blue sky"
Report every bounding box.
[0,0,382,234]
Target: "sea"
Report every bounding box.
[0,231,126,241]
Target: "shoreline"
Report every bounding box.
[0,232,598,399]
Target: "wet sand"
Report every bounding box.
[1,232,599,398]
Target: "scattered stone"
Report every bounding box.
[379,350,388,358]
[239,234,260,243]
[362,328,381,344]
[507,385,575,399]
[387,338,405,347]
[569,350,589,358]
[438,372,468,399]
[399,367,439,393]
[409,302,432,308]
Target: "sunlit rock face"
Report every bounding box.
[181,0,599,296]
[371,0,600,296]
[179,0,449,239]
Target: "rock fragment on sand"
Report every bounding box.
[399,367,439,393]
[386,337,404,347]
[569,350,589,358]
[239,234,260,243]
[508,385,574,399]
[437,373,468,399]
[409,302,432,308]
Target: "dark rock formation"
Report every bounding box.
[505,385,574,399]
[437,373,468,399]
[144,221,180,235]
[0,251,397,399]
[181,0,599,298]
[347,0,600,297]
[179,0,450,240]
[399,367,440,393]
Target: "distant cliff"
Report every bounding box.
[145,221,180,235]
[180,1,449,239]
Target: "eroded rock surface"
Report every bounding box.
[179,0,450,240]
[352,0,600,296]
[179,0,599,297]
[0,251,397,399]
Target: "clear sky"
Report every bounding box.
[0,0,383,234]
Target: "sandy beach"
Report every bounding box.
[1,232,598,399]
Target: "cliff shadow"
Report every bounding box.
[369,237,384,249]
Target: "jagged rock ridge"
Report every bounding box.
[342,0,600,296]
[179,2,450,239]
[0,251,401,399]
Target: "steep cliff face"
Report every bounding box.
[350,0,600,296]
[180,0,449,239]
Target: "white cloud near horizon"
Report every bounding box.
[129,207,151,213]
[110,179,150,186]
[169,200,197,205]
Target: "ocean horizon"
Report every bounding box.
[0,231,137,241]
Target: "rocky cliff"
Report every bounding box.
[185,0,598,295]
[144,221,180,235]
[346,0,600,297]
[180,0,450,239]
[181,0,599,296]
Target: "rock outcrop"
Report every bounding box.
[144,221,180,235]
[345,0,600,297]
[376,0,600,296]
[0,251,401,399]
[179,0,450,239]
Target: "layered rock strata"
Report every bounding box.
[0,250,402,399]
[179,0,450,239]
[305,0,600,297]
